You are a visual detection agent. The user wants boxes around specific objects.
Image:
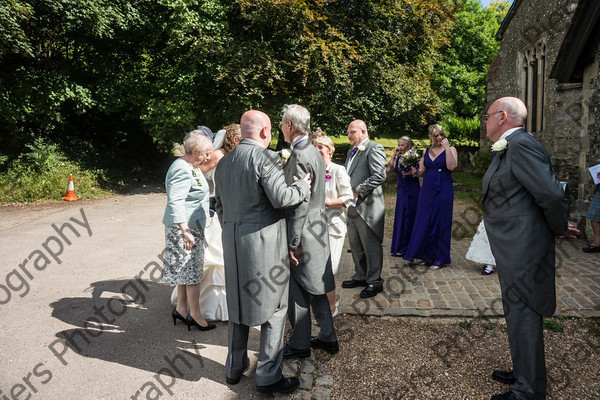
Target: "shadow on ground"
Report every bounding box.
[49,279,241,393]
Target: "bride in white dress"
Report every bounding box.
[170,124,241,321]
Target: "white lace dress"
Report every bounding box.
[465,220,496,266]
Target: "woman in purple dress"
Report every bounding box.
[387,136,421,257]
[403,124,458,270]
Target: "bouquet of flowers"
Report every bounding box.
[398,149,420,171]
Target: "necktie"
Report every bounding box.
[350,147,358,159]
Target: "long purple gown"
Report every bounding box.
[403,148,453,266]
[390,158,420,256]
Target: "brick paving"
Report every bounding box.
[337,237,600,318]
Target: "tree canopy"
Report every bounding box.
[0,0,506,170]
[432,0,510,118]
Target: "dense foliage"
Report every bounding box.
[433,0,510,118]
[0,0,509,201]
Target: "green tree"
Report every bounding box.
[432,0,510,118]
[174,0,454,145]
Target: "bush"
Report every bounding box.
[470,150,493,174]
[440,115,481,144]
[0,138,110,203]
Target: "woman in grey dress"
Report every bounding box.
[162,130,215,331]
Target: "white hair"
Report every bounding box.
[282,104,311,135]
[173,130,213,156]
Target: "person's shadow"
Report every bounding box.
[49,279,257,396]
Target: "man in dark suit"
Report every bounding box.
[341,120,387,298]
[214,110,311,395]
[279,104,338,358]
[482,97,578,400]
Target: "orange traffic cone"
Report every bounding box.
[62,174,78,201]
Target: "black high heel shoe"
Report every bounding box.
[186,315,216,331]
[172,309,187,326]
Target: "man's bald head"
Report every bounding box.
[485,97,528,142]
[347,119,368,146]
[495,97,527,126]
[240,110,272,147]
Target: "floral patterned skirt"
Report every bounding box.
[161,226,205,285]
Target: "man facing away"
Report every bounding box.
[279,104,339,359]
[214,110,311,396]
[341,120,387,298]
[482,97,578,400]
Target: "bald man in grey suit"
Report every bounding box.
[342,120,387,298]
[482,97,578,400]
[214,110,311,395]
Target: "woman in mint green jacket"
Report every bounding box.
[162,130,216,331]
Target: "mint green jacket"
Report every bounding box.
[162,158,209,229]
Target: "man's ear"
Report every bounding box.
[259,127,268,139]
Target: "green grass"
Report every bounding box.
[543,319,564,333]
[453,171,483,202]
[0,138,111,203]
[459,321,471,329]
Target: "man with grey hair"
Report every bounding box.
[342,119,387,298]
[280,104,338,359]
[215,110,311,395]
[482,97,578,400]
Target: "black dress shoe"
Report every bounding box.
[490,391,518,400]
[341,279,367,288]
[583,246,600,253]
[310,337,339,354]
[492,370,516,385]
[226,358,250,385]
[283,344,310,359]
[256,376,300,395]
[360,284,383,298]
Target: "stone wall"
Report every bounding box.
[485,0,599,234]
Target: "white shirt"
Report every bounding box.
[346,138,369,171]
[498,127,522,142]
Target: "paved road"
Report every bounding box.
[0,190,598,399]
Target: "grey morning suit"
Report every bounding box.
[345,139,387,285]
[283,137,336,349]
[214,138,310,385]
[482,129,569,400]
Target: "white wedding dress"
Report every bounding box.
[465,220,496,266]
[170,131,228,321]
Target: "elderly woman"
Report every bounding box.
[312,133,353,316]
[170,124,242,322]
[403,124,458,271]
[162,130,216,331]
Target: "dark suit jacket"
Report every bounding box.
[482,129,569,316]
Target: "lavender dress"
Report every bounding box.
[390,158,420,256]
[403,148,453,266]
